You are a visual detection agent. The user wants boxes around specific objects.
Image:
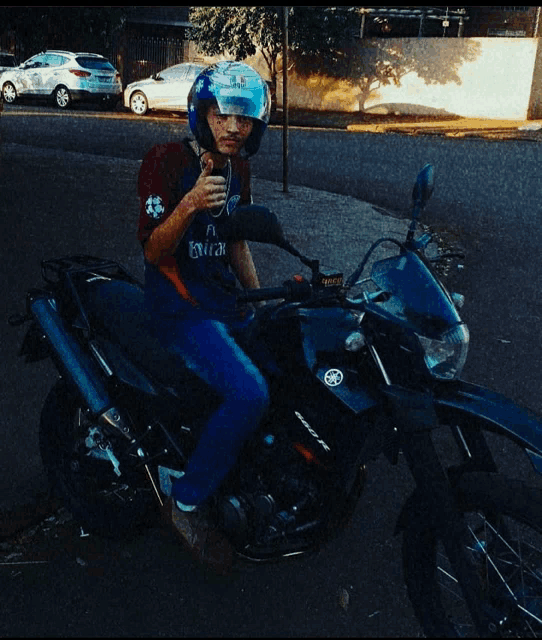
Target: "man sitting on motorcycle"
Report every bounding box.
[137,62,271,565]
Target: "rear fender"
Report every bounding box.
[435,380,542,473]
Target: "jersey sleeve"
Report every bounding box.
[137,144,179,247]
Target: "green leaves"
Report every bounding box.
[189,6,360,80]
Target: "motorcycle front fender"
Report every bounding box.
[435,379,542,472]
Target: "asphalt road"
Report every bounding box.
[1,103,542,637]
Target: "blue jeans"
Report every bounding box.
[153,314,269,507]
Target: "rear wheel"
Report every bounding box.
[403,472,542,637]
[39,380,154,537]
[54,85,72,109]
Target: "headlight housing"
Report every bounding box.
[417,324,469,380]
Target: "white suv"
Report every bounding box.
[1,50,122,109]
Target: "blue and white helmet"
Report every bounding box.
[188,61,271,157]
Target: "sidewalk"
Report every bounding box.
[271,108,542,141]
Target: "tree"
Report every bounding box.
[346,37,482,112]
[0,7,127,59]
[189,7,482,114]
[189,7,360,102]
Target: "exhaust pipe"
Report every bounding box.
[29,293,112,417]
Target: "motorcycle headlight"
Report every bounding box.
[417,324,469,380]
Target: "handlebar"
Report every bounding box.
[237,279,313,305]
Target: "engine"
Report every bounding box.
[217,425,328,555]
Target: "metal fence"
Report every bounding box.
[111,35,187,86]
[0,32,25,63]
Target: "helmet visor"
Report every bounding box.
[215,91,270,124]
[207,65,271,124]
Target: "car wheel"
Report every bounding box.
[130,91,148,116]
[2,82,17,104]
[54,85,72,109]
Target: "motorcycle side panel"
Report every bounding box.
[314,365,377,414]
[95,337,159,397]
[298,307,379,414]
[435,379,542,459]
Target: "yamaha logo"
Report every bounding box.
[324,369,344,387]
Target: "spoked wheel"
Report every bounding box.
[39,380,154,537]
[54,85,72,109]
[129,91,148,116]
[2,82,16,104]
[403,472,542,637]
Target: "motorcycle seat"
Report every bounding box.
[79,278,196,392]
[79,277,281,393]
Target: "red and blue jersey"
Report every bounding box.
[138,138,251,320]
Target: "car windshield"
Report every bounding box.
[75,57,115,71]
[160,66,188,80]
[0,54,16,67]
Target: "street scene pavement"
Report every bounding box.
[2,103,542,636]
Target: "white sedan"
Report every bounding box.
[124,63,205,116]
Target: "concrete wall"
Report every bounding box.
[362,38,539,120]
[284,38,541,120]
[189,38,542,120]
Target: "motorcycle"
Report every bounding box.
[10,164,542,636]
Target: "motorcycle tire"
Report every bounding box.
[39,379,155,538]
[402,471,542,637]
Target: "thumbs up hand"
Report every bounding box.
[190,158,227,211]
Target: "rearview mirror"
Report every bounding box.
[225,205,286,245]
[407,164,435,245]
[225,205,319,272]
[412,163,434,209]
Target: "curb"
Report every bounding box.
[346,118,542,138]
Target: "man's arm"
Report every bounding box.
[144,158,226,265]
[229,240,260,290]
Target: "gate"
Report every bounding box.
[111,35,187,86]
[0,32,25,63]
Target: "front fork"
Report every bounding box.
[368,340,498,635]
[400,428,501,635]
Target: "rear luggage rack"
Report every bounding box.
[39,255,142,335]
[41,255,137,286]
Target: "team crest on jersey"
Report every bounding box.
[227,195,240,216]
[145,195,165,220]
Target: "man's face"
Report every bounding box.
[206,105,253,156]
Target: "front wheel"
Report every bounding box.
[403,472,542,637]
[39,380,154,537]
[129,91,148,116]
[2,81,16,104]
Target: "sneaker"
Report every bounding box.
[164,498,233,574]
